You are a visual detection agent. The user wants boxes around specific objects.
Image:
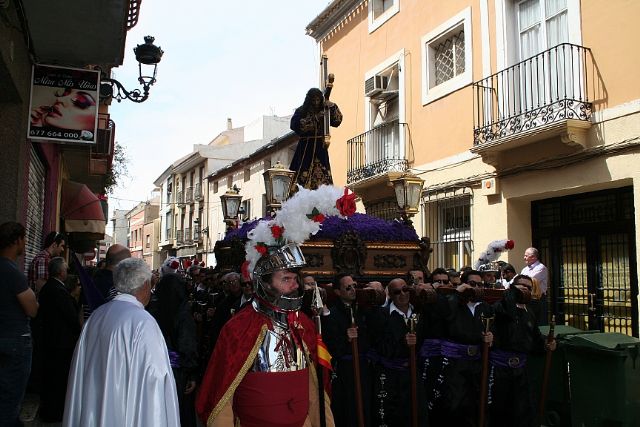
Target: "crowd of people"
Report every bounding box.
[1,219,553,427]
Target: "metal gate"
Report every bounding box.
[24,145,46,273]
[532,187,638,337]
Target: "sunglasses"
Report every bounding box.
[434,279,450,284]
[467,280,483,287]
[391,287,411,296]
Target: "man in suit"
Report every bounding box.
[37,257,81,422]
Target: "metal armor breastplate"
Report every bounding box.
[250,301,307,372]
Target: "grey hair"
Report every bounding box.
[526,247,540,259]
[48,257,66,277]
[114,258,151,295]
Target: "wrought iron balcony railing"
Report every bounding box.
[347,119,409,185]
[473,43,592,146]
[184,227,192,244]
[165,228,172,241]
[176,230,184,245]
[176,191,185,207]
[185,187,194,204]
[194,183,203,201]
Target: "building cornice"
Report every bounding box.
[306,0,364,41]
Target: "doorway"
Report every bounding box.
[532,187,638,337]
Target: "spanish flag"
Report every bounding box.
[316,335,332,371]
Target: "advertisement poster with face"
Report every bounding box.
[28,65,100,143]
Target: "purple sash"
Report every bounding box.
[440,340,481,361]
[367,350,409,371]
[419,338,443,358]
[489,349,527,369]
[168,350,181,368]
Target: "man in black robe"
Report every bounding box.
[322,273,374,427]
[439,270,494,427]
[370,278,428,427]
[489,274,556,427]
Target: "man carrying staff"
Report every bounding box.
[438,269,494,427]
[369,277,428,427]
[489,274,556,427]
[322,273,376,427]
[196,243,333,426]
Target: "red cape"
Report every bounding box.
[196,306,319,425]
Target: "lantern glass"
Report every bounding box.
[393,180,407,209]
[407,182,422,210]
[272,175,291,203]
[225,197,240,219]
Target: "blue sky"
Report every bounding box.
[107,1,330,215]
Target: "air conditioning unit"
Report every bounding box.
[364,75,389,97]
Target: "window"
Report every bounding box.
[433,29,465,86]
[369,0,399,33]
[424,187,472,271]
[213,180,218,194]
[421,7,472,105]
[363,51,406,171]
[244,167,250,182]
[146,235,150,248]
[227,176,232,189]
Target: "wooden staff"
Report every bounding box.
[320,54,334,149]
[311,284,327,427]
[538,315,556,426]
[408,314,419,427]
[478,314,494,427]
[348,305,365,427]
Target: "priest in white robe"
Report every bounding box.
[63,257,180,427]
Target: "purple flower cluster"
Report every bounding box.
[314,213,419,242]
[223,213,418,243]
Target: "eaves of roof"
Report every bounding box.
[306,0,363,41]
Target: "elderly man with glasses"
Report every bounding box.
[369,277,428,427]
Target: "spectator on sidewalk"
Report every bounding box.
[0,222,38,427]
[27,231,66,293]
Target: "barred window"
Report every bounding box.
[424,187,472,271]
[433,29,465,86]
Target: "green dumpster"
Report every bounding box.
[563,332,640,427]
[528,325,598,427]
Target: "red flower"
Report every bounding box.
[255,244,268,255]
[336,187,357,217]
[271,225,285,239]
[313,213,326,223]
[505,240,515,250]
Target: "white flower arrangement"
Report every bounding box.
[244,184,354,275]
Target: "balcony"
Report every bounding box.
[194,183,203,201]
[347,119,409,186]
[165,228,172,241]
[184,227,192,244]
[176,230,184,245]
[185,187,194,204]
[176,191,185,207]
[193,225,201,243]
[472,44,593,167]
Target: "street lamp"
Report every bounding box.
[391,171,424,224]
[220,185,242,229]
[100,36,164,103]
[263,161,295,214]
